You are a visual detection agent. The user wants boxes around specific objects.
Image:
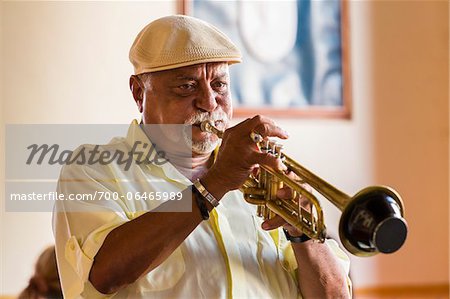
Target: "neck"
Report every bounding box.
[139,123,213,181]
[166,151,213,182]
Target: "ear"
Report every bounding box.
[129,75,144,113]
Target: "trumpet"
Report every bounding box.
[200,120,408,256]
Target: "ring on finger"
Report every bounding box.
[250,131,263,143]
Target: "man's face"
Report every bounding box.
[138,62,232,154]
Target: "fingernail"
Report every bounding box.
[262,222,269,230]
[279,165,288,173]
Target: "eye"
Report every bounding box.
[212,81,228,92]
[178,83,196,91]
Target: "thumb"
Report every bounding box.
[261,215,286,230]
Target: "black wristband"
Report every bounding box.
[283,229,311,243]
[191,185,209,220]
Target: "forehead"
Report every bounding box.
[153,62,229,80]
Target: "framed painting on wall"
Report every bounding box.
[179,0,352,118]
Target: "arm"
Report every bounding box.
[262,196,350,298]
[291,241,350,298]
[89,115,287,294]
[89,188,206,294]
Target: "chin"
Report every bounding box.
[183,132,219,155]
[192,137,219,154]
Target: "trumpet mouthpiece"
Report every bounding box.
[200,120,224,138]
[200,120,214,133]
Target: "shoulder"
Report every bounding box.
[58,137,128,181]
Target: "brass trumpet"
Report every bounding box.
[200,121,408,257]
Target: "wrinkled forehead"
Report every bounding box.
[152,62,230,80]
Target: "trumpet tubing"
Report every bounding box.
[200,121,408,256]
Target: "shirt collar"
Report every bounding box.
[125,119,192,185]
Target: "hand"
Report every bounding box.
[201,115,289,199]
[261,171,313,237]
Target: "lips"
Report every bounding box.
[192,120,223,130]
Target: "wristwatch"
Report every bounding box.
[191,185,210,220]
[283,228,311,243]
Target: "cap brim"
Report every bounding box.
[135,57,242,75]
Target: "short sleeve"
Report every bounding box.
[53,159,130,298]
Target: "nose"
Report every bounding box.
[195,84,218,112]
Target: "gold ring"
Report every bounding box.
[250,132,263,143]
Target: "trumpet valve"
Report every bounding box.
[257,205,265,218]
[275,143,283,158]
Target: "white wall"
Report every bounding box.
[1,1,175,294]
[0,0,5,294]
[1,0,449,295]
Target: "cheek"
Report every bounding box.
[220,95,233,117]
[162,100,198,124]
[141,93,164,124]
[142,105,159,124]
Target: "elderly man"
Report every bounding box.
[53,15,350,298]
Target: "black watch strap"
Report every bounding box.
[191,185,210,220]
[283,229,311,243]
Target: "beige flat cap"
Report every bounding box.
[129,15,242,74]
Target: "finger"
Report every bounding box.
[284,170,299,180]
[276,186,311,212]
[299,182,313,193]
[299,196,312,211]
[251,165,260,177]
[251,152,287,173]
[262,215,286,230]
[222,117,253,139]
[253,123,289,140]
[276,187,294,200]
[276,182,312,211]
[249,115,289,139]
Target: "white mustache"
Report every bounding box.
[184,111,228,126]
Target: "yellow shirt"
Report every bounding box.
[53,120,350,299]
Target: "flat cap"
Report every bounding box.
[129,15,242,74]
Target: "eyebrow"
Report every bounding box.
[175,72,229,81]
[175,75,197,81]
[214,72,229,79]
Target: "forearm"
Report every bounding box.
[89,188,206,294]
[88,116,288,294]
[292,241,350,299]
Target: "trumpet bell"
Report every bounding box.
[339,186,408,256]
